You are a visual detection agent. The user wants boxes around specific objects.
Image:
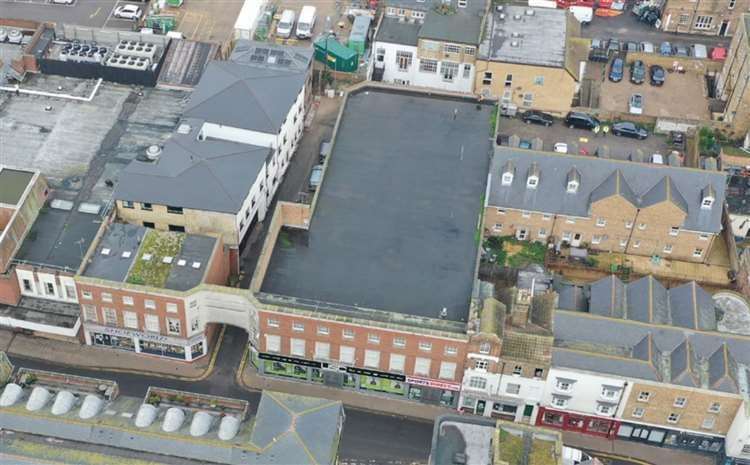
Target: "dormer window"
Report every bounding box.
[502,172,513,186]
[501,160,514,186]
[566,180,579,193]
[701,184,715,210]
[701,197,714,209]
[526,162,540,189]
[566,167,580,194]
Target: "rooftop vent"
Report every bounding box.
[163,407,185,433]
[177,123,191,135]
[122,251,132,259]
[101,248,111,256]
[26,386,51,412]
[146,145,162,161]
[79,394,103,419]
[177,259,187,267]
[499,13,505,19]
[51,391,76,416]
[135,403,158,428]
[142,253,153,261]
[496,4,503,11]
[0,383,23,407]
[218,415,241,441]
[192,262,201,269]
[513,14,522,20]
[511,32,522,38]
[50,199,74,211]
[510,40,520,47]
[525,8,535,15]
[162,256,174,264]
[190,411,213,437]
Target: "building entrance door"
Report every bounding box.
[719,20,730,36]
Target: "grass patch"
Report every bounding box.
[489,105,499,136]
[495,428,525,465]
[722,145,750,158]
[483,236,546,268]
[126,230,184,288]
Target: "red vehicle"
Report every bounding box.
[710,46,727,61]
[556,0,595,8]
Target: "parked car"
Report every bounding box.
[625,41,639,53]
[609,57,624,82]
[629,94,643,115]
[650,153,664,164]
[308,164,324,191]
[630,60,645,84]
[640,41,654,53]
[649,65,666,86]
[554,143,569,154]
[295,5,317,39]
[113,4,142,20]
[276,9,296,38]
[0,28,6,43]
[691,44,708,59]
[607,38,621,55]
[674,44,689,56]
[591,38,606,49]
[565,112,600,130]
[612,121,648,139]
[589,47,609,62]
[660,41,673,56]
[710,46,727,61]
[51,0,75,4]
[319,140,332,163]
[521,110,554,127]
[7,29,22,44]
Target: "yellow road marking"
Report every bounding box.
[89,6,101,18]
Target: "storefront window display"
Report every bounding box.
[311,368,324,383]
[190,341,204,359]
[440,390,456,407]
[360,376,406,395]
[140,341,186,359]
[343,373,357,388]
[93,333,135,351]
[264,360,308,379]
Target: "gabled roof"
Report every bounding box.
[640,176,688,213]
[589,170,637,207]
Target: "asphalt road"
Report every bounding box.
[1,0,139,30]
[7,326,435,463]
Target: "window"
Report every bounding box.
[637,391,651,402]
[667,412,680,424]
[267,318,279,328]
[143,221,155,229]
[699,233,709,241]
[538,228,547,238]
[522,211,531,218]
[386,6,396,14]
[469,376,487,389]
[141,202,152,211]
[414,357,431,376]
[619,239,627,247]
[601,386,619,399]
[632,407,645,418]
[555,379,573,392]
[44,282,55,296]
[397,8,405,16]
[124,311,138,329]
[315,342,330,360]
[444,44,461,54]
[101,292,112,303]
[702,417,716,430]
[592,235,602,245]
[121,295,134,306]
[663,244,673,254]
[638,223,647,230]
[475,359,489,370]
[339,346,355,364]
[22,279,32,292]
[533,75,544,85]
[441,62,459,82]
[290,338,305,357]
[506,383,521,394]
[693,248,704,257]
[412,11,425,19]
[103,307,117,326]
[396,51,412,71]
[82,305,98,322]
[679,13,690,24]
[504,74,513,86]
[462,64,471,79]
[145,314,160,332]
[673,397,687,408]
[266,334,281,352]
[493,223,503,232]
[317,325,329,336]
[625,221,633,229]
[445,346,458,356]
[292,322,305,332]
[566,217,575,224]
[728,0,736,8]
[65,285,76,299]
[393,336,406,348]
[145,299,156,310]
[596,403,613,415]
[419,341,432,352]
[522,93,533,107]
[166,302,178,313]
[743,445,750,455]
[708,402,721,413]
[389,353,405,372]
[551,396,568,408]
[481,71,493,86]
[439,362,456,379]
[364,349,380,368]
[633,240,641,248]
[343,328,355,339]
[562,232,572,242]
[368,333,381,344]
[670,226,679,236]
[694,15,713,29]
[122,200,134,209]
[419,59,438,73]
[596,217,607,227]
[512,365,522,375]
[191,317,200,332]
[534,368,544,378]
[167,318,181,335]
[169,224,185,232]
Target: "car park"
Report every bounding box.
[607,38,621,55]
[612,121,648,139]
[630,60,645,84]
[520,110,554,127]
[640,41,654,53]
[609,57,624,82]
[629,94,643,115]
[649,65,665,86]
[113,4,142,20]
[565,112,600,130]
[660,42,673,56]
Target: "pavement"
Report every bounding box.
[568,434,717,465]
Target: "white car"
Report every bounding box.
[51,0,75,4]
[629,93,643,115]
[114,4,143,20]
[650,153,664,164]
[553,142,568,154]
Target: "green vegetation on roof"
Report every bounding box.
[0,436,171,465]
[0,169,34,206]
[494,426,558,465]
[126,230,184,288]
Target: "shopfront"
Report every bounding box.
[253,350,460,407]
[84,323,207,362]
[460,395,533,421]
[616,422,724,455]
[536,407,619,438]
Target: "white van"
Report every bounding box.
[277,10,296,39]
[296,6,317,39]
[569,6,593,24]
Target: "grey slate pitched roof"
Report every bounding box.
[380,0,487,45]
[489,148,727,233]
[115,118,270,214]
[375,16,420,46]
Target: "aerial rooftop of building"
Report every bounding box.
[553,275,750,394]
[261,88,492,324]
[375,16,421,46]
[489,148,727,233]
[0,168,35,206]
[378,0,487,45]
[184,40,312,134]
[479,6,569,67]
[115,118,271,214]
[83,223,217,291]
[0,367,344,465]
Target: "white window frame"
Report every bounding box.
[167,318,181,335]
[144,299,156,310]
[266,334,281,352]
[694,15,713,30]
[123,311,138,329]
[418,341,432,352]
[364,349,380,368]
[315,341,330,360]
[292,321,305,332]
[664,244,673,254]
[290,338,306,357]
[632,407,645,418]
[414,357,431,376]
[444,345,458,356]
[673,397,687,408]
[339,345,355,364]
[102,307,117,326]
[145,314,160,333]
[468,376,487,389]
[637,391,651,402]
[667,412,680,424]
[317,325,329,336]
[389,353,406,372]
[506,383,520,394]
[670,226,679,236]
[343,328,355,339]
[708,402,721,413]
[267,318,279,328]
[393,336,406,348]
[166,302,178,313]
[82,304,98,322]
[368,333,381,344]
[439,362,456,380]
[122,295,134,306]
[693,248,704,257]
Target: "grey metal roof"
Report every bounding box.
[375,17,420,46]
[418,0,486,45]
[184,41,311,134]
[489,148,727,233]
[115,119,270,214]
[479,6,567,67]
[0,168,33,206]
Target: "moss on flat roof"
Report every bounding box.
[0,169,34,206]
[126,230,184,288]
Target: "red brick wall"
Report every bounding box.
[0,269,21,305]
[204,239,230,286]
[258,309,467,383]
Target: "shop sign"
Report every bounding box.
[346,367,406,382]
[259,352,322,368]
[406,376,461,392]
[85,323,202,346]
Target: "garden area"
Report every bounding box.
[482,236,546,269]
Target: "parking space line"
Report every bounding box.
[192,12,206,40]
[89,6,101,18]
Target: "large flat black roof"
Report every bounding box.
[261,89,492,322]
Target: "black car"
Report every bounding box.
[609,57,624,82]
[565,112,600,130]
[650,65,666,86]
[612,121,648,139]
[521,110,554,126]
[607,38,620,55]
[630,60,645,84]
